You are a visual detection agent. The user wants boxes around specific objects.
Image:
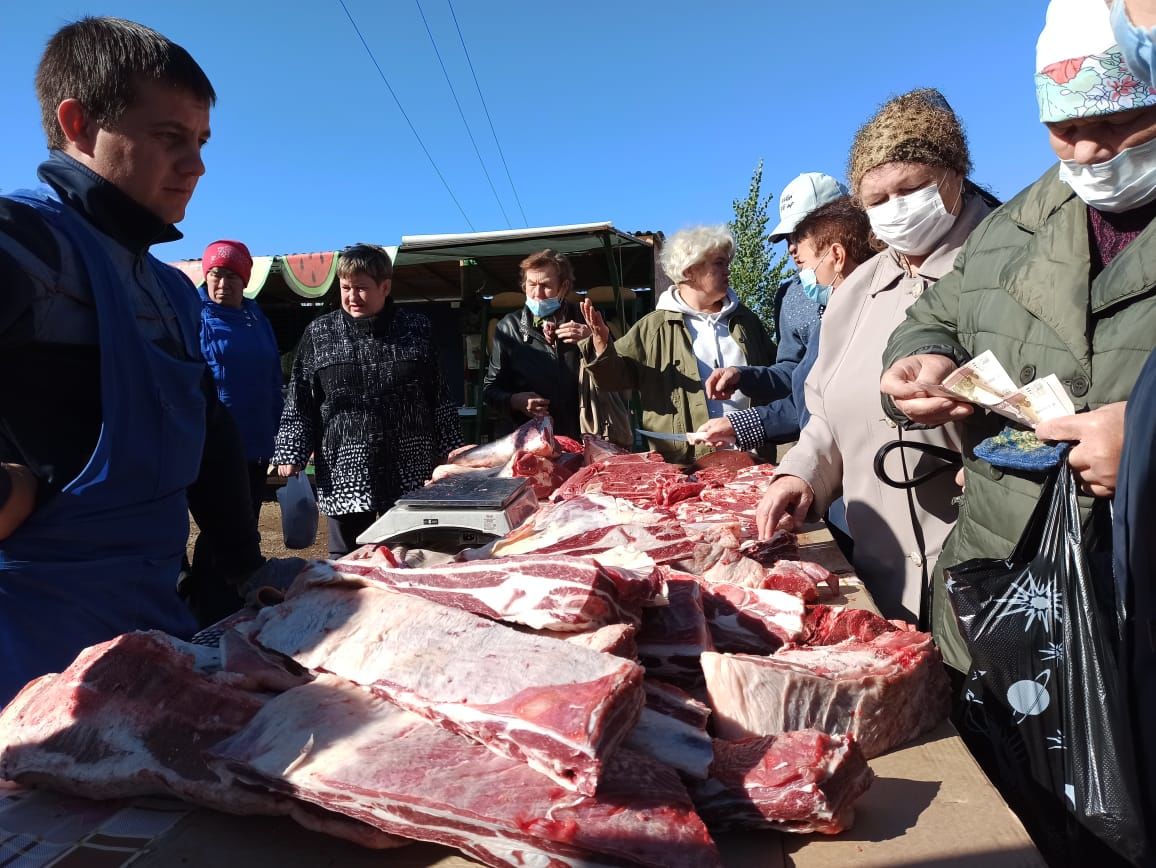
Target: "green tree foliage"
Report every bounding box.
[729,160,794,340]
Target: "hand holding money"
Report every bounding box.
[880,354,975,426]
[925,350,1075,429]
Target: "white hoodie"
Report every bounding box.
[656,286,750,417]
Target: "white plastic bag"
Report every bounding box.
[276,472,318,549]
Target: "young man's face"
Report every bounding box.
[87,80,210,224]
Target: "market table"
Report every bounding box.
[0,528,1044,868]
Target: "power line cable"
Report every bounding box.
[445,0,529,226]
[336,0,475,230]
[415,0,511,228]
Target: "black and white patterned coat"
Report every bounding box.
[273,303,462,515]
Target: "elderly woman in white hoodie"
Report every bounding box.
[580,225,776,463]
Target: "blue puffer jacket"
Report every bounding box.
[198,289,283,462]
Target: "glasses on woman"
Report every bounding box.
[207,268,243,284]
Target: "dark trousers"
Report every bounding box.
[247,461,268,525]
[326,511,379,559]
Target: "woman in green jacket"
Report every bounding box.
[881,6,1156,859]
[580,225,776,463]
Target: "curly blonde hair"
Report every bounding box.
[659,225,735,284]
[847,88,971,198]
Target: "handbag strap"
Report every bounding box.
[873,436,963,631]
[873,440,962,490]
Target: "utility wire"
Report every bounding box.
[415,0,511,228]
[445,0,529,226]
[336,0,475,230]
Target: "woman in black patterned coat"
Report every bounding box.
[274,244,462,557]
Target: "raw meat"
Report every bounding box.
[582,433,630,463]
[249,584,645,794]
[531,622,638,658]
[506,450,581,498]
[739,529,801,565]
[0,632,403,849]
[449,416,556,469]
[766,559,840,598]
[803,605,900,646]
[701,630,951,757]
[481,492,668,559]
[690,450,757,475]
[636,576,713,688]
[703,556,839,603]
[698,580,808,654]
[552,452,686,506]
[211,676,722,868]
[624,679,714,779]
[328,553,662,631]
[691,731,873,835]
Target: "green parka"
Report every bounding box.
[581,302,776,463]
[883,165,1156,671]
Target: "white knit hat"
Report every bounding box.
[1035,0,1156,121]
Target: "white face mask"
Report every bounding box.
[866,182,958,256]
[1057,136,1156,213]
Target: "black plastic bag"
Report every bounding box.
[944,459,1148,864]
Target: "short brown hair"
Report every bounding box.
[36,17,216,150]
[793,197,876,267]
[338,243,394,283]
[519,249,574,290]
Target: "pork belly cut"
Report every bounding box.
[702,630,950,758]
[318,554,662,632]
[624,679,714,779]
[249,584,644,794]
[0,632,402,849]
[690,731,873,835]
[211,676,722,868]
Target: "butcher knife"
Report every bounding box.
[636,428,709,445]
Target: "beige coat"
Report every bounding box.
[775,193,993,621]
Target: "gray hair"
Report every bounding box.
[659,225,735,284]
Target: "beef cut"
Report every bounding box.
[249,584,644,794]
[697,580,808,654]
[803,605,901,646]
[0,632,403,849]
[552,451,682,505]
[636,575,713,688]
[624,679,714,779]
[481,493,668,558]
[322,553,662,631]
[211,675,721,868]
[690,731,873,835]
[701,629,950,757]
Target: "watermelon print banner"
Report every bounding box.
[280,252,339,297]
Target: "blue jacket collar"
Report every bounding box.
[38,150,183,254]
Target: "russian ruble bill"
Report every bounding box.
[915,350,1075,428]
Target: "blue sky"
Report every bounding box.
[0,1,1054,262]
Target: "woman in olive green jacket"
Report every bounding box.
[882,16,1156,673]
[580,225,775,463]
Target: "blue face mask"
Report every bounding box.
[526,296,562,317]
[1113,0,1156,89]
[798,250,832,307]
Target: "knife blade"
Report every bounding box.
[636,428,707,444]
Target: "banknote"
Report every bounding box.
[992,374,1075,428]
[940,350,1019,405]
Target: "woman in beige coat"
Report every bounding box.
[755,89,997,623]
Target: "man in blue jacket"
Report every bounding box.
[695,172,845,448]
[0,17,267,703]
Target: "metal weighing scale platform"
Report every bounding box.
[356,475,538,551]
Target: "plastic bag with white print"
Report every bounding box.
[943,456,1149,864]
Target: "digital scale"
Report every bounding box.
[356,475,539,551]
